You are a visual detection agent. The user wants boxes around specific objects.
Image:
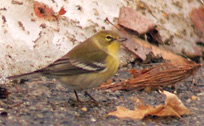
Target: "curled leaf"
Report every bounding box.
[108,91,190,120]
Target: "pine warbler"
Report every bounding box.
[7,30,127,101]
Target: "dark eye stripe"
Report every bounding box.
[106,36,112,39]
[106,35,116,43]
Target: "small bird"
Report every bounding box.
[7,30,127,102]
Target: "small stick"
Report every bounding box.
[105,17,121,30]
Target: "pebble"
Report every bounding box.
[90,117,96,122]
[81,107,87,112]
[191,95,197,101]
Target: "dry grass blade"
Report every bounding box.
[99,62,201,91]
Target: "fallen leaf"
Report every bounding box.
[34,1,55,19]
[34,2,66,20]
[58,7,66,16]
[108,90,190,120]
[108,104,163,120]
[108,106,146,120]
[155,90,190,117]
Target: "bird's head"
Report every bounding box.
[94,30,127,54]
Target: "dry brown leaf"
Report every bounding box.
[34,1,55,20]
[108,90,190,120]
[155,90,190,117]
[108,106,146,120]
[34,1,66,20]
[108,105,164,120]
[58,7,66,16]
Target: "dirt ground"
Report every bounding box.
[0,61,203,126]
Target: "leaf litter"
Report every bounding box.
[34,1,66,20]
[100,7,201,91]
[108,90,190,120]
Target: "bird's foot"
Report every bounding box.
[84,91,99,106]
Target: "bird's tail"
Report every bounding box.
[6,71,40,80]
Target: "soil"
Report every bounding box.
[0,62,203,126]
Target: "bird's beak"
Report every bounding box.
[117,37,127,42]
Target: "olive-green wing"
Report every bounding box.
[36,50,108,76]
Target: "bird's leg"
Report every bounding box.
[84,91,98,105]
[74,90,81,102]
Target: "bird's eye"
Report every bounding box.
[106,35,112,39]
[105,35,113,42]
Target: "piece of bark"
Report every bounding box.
[190,7,204,34]
[118,7,156,35]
